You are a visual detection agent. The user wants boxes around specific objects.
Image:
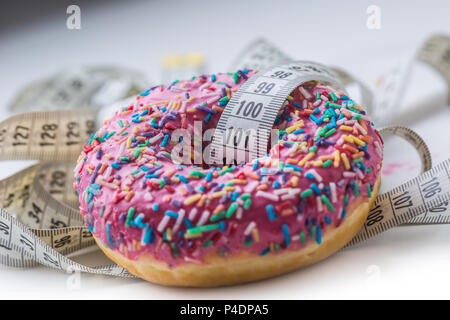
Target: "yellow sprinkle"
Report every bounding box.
[339,125,353,132]
[350,135,366,147]
[286,125,299,133]
[185,231,202,239]
[186,108,196,113]
[334,150,341,168]
[282,208,294,216]
[224,186,235,191]
[342,135,354,144]
[212,191,226,198]
[165,169,176,177]
[341,153,350,170]
[127,137,133,148]
[252,228,260,243]
[299,152,315,166]
[231,179,247,185]
[312,160,323,167]
[292,176,298,187]
[184,194,202,205]
[286,95,293,101]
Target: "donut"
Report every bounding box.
[74,70,383,287]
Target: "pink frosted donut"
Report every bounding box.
[74,70,383,286]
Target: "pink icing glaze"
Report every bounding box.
[74,70,383,267]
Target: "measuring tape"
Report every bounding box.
[8,66,149,114]
[232,35,450,127]
[1,37,450,277]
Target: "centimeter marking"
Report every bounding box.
[209,61,345,164]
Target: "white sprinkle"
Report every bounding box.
[316,196,323,212]
[288,142,299,156]
[157,215,170,233]
[299,86,312,99]
[255,190,279,202]
[144,193,153,201]
[274,188,291,195]
[302,99,308,109]
[189,208,198,220]
[184,256,202,264]
[148,132,164,144]
[355,122,367,135]
[337,137,344,146]
[356,168,365,179]
[320,94,329,101]
[196,210,210,226]
[236,207,244,219]
[206,95,221,104]
[374,141,383,158]
[307,169,323,182]
[329,182,337,203]
[343,171,356,178]
[118,141,126,155]
[291,234,300,242]
[172,209,185,233]
[246,181,259,193]
[236,198,244,206]
[180,100,187,112]
[313,99,322,107]
[74,160,84,174]
[244,221,257,235]
[336,118,346,126]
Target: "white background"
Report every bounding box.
[0,0,450,299]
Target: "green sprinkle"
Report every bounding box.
[329,92,338,101]
[119,156,129,161]
[244,199,251,210]
[131,169,140,175]
[187,224,220,235]
[329,103,342,109]
[218,167,234,175]
[316,92,321,100]
[275,243,280,251]
[120,131,128,136]
[133,149,141,159]
[125,207,135,227]
[309,145,317,153]
[301,189,313,198]
[219,96,229,103]
[299,231,306,244]
[240,194,251,200]
[367,184,372,198]
[344,194,349,206]
[202,240,213,248]
[367,167,373,173]
[118,120,124,128]
[170,242,179,258]
[210,211,225,222]
[189,170,206,178]
[353,114,363,120]
[324,128,336,138]
[226,202,238,218]
[321,195,335,212]
[354,180,359,196]
[244,239,253,246]
[233,73,239,84]
[322,159,333,167]
[310,226,315,239]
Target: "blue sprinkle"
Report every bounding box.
[177,175,189,183]
[282,224,290,246]
[305,172,315,180]
[316,226,322,244]
[142,227,154,244]
[152,204,159,211]
[273,181,280,189]
[311,183,321,195]
[260,247,270,256]
[111,163,120,170]
[145,174,159,179]
[160,134,170,147]
[324,216,331,224]
[292,129,305,134]
[183,218,193,228]
[219,221,226,232]
[252,160,259,170]
[106,223,114,248]
[266,205,276,221]
[206,171,213,182]
[171,199,182,207]
[285,164,302,172]
[165,211,178,218]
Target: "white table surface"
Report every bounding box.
[0,0,449,299]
